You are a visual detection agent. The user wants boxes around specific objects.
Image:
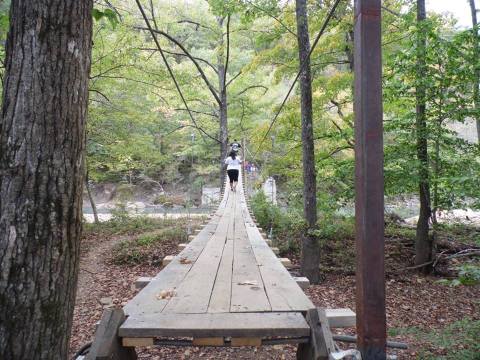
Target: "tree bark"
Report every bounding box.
[217,16,228,189]
[295,0,320,283]
[469,0,480,143]
[415,0,433,270]
[0,1,93,359]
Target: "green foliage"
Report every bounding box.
[84,215,169,236]
[390,319,480,360]
[111,226,186,265]
[384,8,480,210]
[250,191,303,253]
[92,8,119,29]
[110,203,131,222]
[251,190,355,256]
[433,223,480,246]
[438,263,480,286]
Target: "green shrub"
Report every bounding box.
[84,215,181,236]
[439,263,480,286]
[110,225,187,265]
[110,202,130,222]
[421,318,480,359]
[250,192,355,257]
[250,192,303,253]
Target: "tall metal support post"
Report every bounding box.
[353,0,386,359]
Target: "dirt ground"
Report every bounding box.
[69,224,479,360]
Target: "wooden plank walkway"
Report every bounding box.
[120,173,314,340]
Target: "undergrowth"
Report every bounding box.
[389,318,480,359]
[110,226,187,265]
[250,191,479,278]
[84,215,167,236]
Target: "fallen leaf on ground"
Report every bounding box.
[179,257,192,264]
[156,289,176,299]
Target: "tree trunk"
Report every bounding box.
[295,0,320,284]
[469,0,480,142]
[0,1,93,359]
[86,170,100,224]
[217,16,228,190]
[219,88,228,189]
[415,0,433,269]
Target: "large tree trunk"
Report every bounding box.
[0,1,93,358]
[217,17,229,190]
[415,0,433,269]
[469,0,480,142]
[295,0,320,284]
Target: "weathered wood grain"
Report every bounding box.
[119,312,310,338]
[88,309,137,360]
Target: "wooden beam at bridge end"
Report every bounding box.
[162,255,174,266]
[296,308,334,360]
[280,258,292,269]
[134,277,152,290]
[231,337,262,347]
[192,337,225,346]
[354,0,386,358]
[87,308,137,360]
[122,338,153,347]
[293,276,310,290]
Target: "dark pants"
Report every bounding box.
[227,169,239,184]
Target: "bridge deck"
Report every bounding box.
[120,175,314,340]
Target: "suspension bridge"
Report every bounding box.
[83,0,390,358]
[85,171,364,359]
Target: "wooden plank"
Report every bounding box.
[162,255,174,266]
[325,308,356,328]
[122,338,153,347]
[192,338,225,346]
[280,258,292,268]
[293,276,310,290]
[231,337,262,347]
[123,227,217,317]
[87,308,137,360]
[162,194,234,314]
[134,277,152,290]
[230,211,271,312]
[119,312,310,338]
[208,203,235,313]
[245,225,313,312]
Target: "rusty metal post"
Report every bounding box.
[353,0,386,359]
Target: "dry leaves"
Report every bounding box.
[156,289,176,300]
[180,257,192,264]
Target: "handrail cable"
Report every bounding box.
[252,0,343,158]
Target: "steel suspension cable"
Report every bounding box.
[252,0,343,158]
[135,0,221,144]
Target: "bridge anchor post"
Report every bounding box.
[87,308,137,360]
[296,308,335,360]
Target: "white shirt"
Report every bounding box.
[225,156,242,170]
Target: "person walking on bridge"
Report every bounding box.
[225,150,242,192]
[229,139,242,154]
